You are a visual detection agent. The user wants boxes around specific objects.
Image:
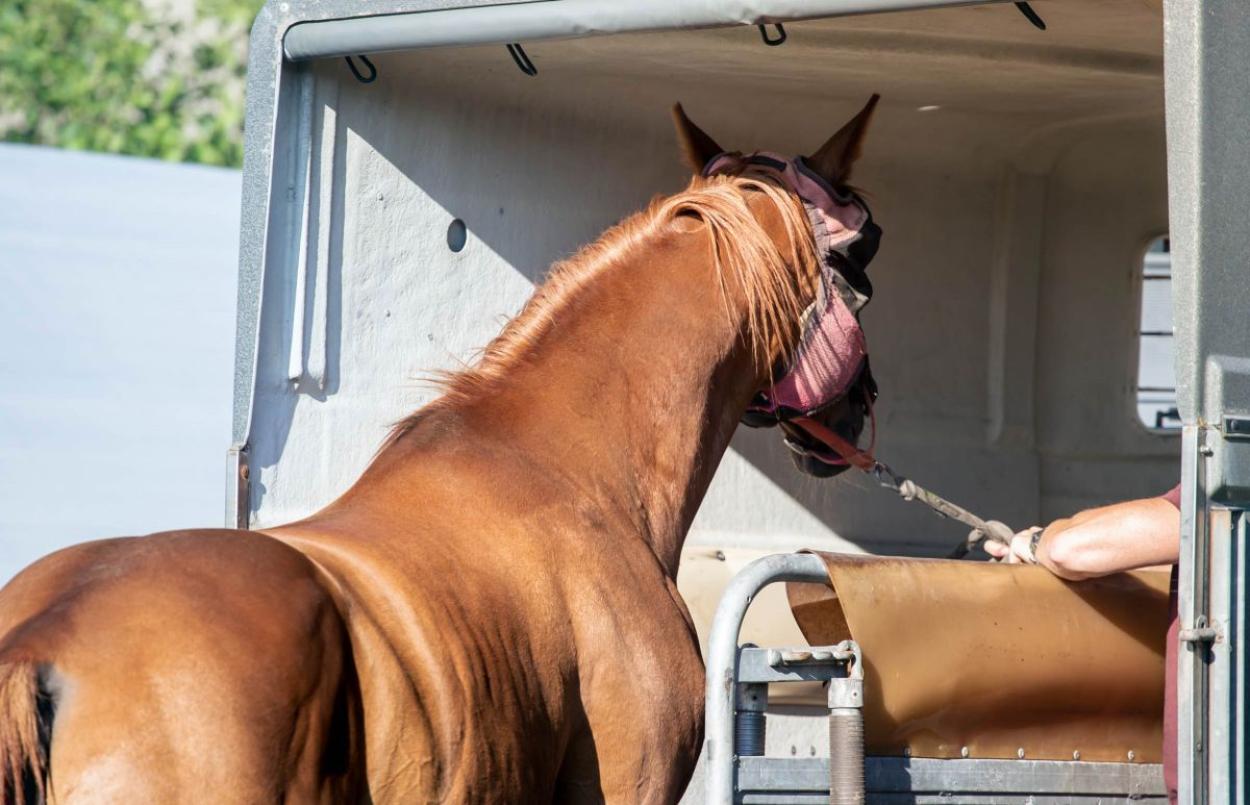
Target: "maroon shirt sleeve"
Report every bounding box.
[1161,480,1181,804]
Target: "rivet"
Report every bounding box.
[1200,445,1214,457]
[1127,750,1136,762]
[1017,748,1026,759]
[790,745,797,756]
[715,550,726,561]
[809,746,817,756]
[1073,750,1081,760]
[960,746,970,758]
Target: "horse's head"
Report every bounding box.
[672,96,881,478]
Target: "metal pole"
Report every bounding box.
[281,0,1012,61]
[705,553,832,805]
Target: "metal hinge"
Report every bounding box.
[226,444,251,530]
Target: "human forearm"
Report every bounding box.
[1034,498,1180,580]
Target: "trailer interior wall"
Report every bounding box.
[245,1,1174,564]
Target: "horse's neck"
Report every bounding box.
[369,223,763,577]
[491,229,762,575]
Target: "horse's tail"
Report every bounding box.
[0,660,52,805]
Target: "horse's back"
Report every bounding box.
[0,530,362,803]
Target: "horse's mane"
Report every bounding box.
[383,170,819,450]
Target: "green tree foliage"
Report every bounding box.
[0,0,264,167]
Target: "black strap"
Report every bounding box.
[1014,2,1047,31]
[344,55,377,84]
[758,23,787,46]
[507,43,537,76]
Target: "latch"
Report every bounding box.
[1178,614,1220,644]
[766,647,850,667]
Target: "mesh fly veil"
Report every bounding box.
[703,152,880,431]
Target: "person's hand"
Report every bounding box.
[985,527,1043,564]
[983,533,1010,561]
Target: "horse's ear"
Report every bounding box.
[671,103,725,174]
[807,94,880,186]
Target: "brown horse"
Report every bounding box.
[0,98,879,804]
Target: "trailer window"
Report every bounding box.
[1136,236,1179,431]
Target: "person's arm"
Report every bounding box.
[984,497,1180,581]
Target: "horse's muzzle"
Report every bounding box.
[780,394,867,478]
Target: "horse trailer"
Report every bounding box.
[229,1,1250,802]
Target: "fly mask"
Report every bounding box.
[703,151,881,475]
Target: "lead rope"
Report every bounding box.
[793,416,1015,558]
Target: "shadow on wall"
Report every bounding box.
[248,51,1020,552]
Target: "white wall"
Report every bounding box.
[1034,125,1176,519]
[246,9,1176,560]
[0,144,239,585]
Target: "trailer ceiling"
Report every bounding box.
[288,0,1163,122]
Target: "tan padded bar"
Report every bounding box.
[787,553,1170,762]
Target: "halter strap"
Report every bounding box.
[792,409,877,472]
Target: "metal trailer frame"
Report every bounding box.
[1164,2,1250,803]
[703,553,1168,804]
[230,0,1250,802]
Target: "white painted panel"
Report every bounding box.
[1034,123,1177,517]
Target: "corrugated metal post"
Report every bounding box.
[827,642,864,805]
[1176,428,1209,805]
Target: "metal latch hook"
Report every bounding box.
[507,43,538,76]
[1014,2,1047,31]
[344,55,377,84]
[758,23,787,47]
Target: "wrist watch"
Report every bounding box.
[1026,527,1045,564]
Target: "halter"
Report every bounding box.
[701,151,1017,556]
[702,151,881,468]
